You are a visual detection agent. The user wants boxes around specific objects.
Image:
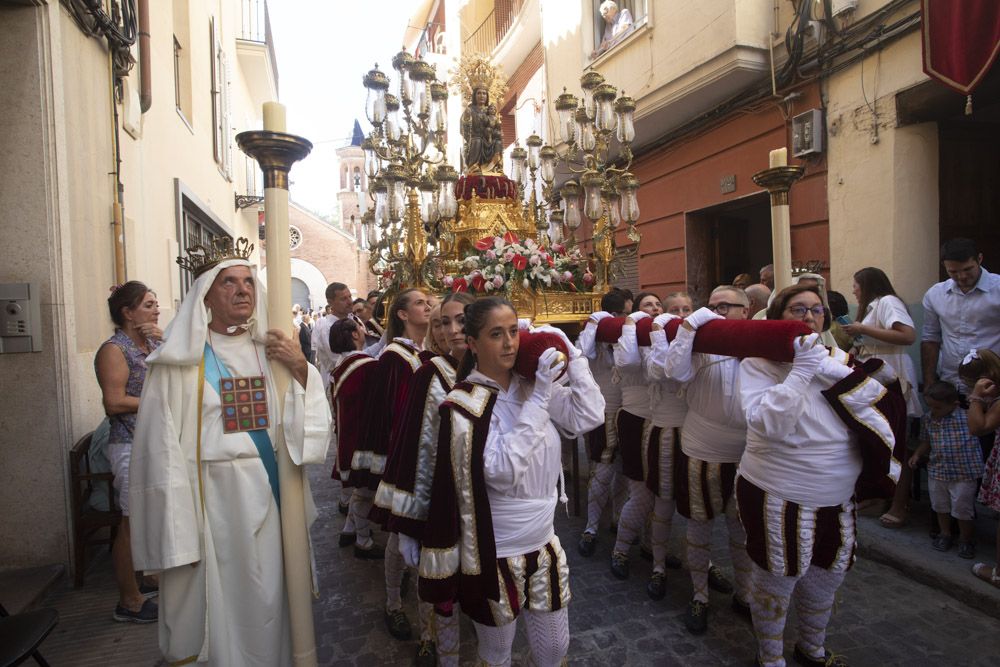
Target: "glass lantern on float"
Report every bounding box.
[507,69,642,289]
[360,50,458,290]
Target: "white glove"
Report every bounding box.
[684,307,724,330]
[817,355,853,382]
[534,324,580,359]
[626,310,651,324]
[399,533,421,569]
[518,318,532,330]
[588,311,613,324]
[532,347,565,404]
[653,313,679,329]
[788,333,826,384]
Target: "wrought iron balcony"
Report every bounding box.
[463,0,525,56]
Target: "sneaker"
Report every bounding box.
[338,502,349,516]
[339,532,357,548]
[113,598,158,624]
[683,599,708,634]
[792,644,849,666]
[958,541,976,559]
[354,543,386,560]
[708,565,733,594]
[578,532,597,557]
[139,582,159,599]
[731,594,752,623]
[384,608,413,641]
[414,639,437,667]
[664,553,683,569]
[610,551,630,580]
[646,571,666,600]
[932,534,954,552]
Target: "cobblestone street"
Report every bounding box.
[27,446,1000,666]
[309,449,1000,667]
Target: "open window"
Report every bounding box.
[591,0,647,59]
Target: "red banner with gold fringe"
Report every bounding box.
[921,0,1000,95]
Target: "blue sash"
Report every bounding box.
[203,343,280,508]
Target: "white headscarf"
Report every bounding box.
[147,259,270,366]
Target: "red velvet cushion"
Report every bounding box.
[662,318,813,362]
[593,315,812,362]
[455,175,519,201]
[515,330,569,380]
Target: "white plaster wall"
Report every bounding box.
[825,30,938,305]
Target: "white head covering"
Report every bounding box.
[147,259,270,366]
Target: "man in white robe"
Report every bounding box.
[130,249,331,666]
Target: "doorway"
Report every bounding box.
[291,277,311,313]
[684,192,772,305]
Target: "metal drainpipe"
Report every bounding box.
[138,0,151,112]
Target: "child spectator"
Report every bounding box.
[908,381,984,558]
[959,350,1000,587]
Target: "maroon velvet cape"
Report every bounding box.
[329,352,377,486]
[353,340,427,496]
[418,380,504,626]
[381,355,458,538]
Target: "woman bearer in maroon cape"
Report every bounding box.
[738,284,903,667]
[378,291,474,667]
[417,297,604,667]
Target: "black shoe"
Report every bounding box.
[731,594,752,623]
[384,608,413,641]
[793,644,849,667]
[610,551,630,580]
[414,640,437,667]
[113,598,158,624]
[338,502,349,516]
[354,543,386,560]
[665,553,683,569]
[578,532,597,557]
[932,534,954,552]
[647,571,666,600]
[683,599,708,634]
[640,544,653,561]
[139,582,159,599]
[339,532,357,548]
[958,541,976,559]
[708,565,733,594]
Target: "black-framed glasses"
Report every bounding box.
[786,305,826,318]
[706,302,746,315]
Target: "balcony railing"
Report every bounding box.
[463,0,525,55]
[239,0,279,95]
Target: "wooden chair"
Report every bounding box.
[68,432,121,587]
[0,602,58,667]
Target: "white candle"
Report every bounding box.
[769,147,787,168]
[263,101,286,132]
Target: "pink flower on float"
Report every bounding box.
[443,275,454,287]
[552,243,565,254]
[503,251,515,262]
[485,249,497,260]
[492,275,504,288]
[563,271,574,282]
[582,271,595,285]
[529,255,541,266]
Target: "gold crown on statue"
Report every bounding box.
[176,236,254,278]
[450,54,507,104]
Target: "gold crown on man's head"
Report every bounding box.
[176,236,254,278]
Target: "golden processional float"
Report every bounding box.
[359,52,642,325]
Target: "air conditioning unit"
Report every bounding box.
[792,109,824,158]
[831,0,859,18]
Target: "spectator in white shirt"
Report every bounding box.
[922,238,1000,391]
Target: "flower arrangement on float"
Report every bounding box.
[443,231,595,294]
